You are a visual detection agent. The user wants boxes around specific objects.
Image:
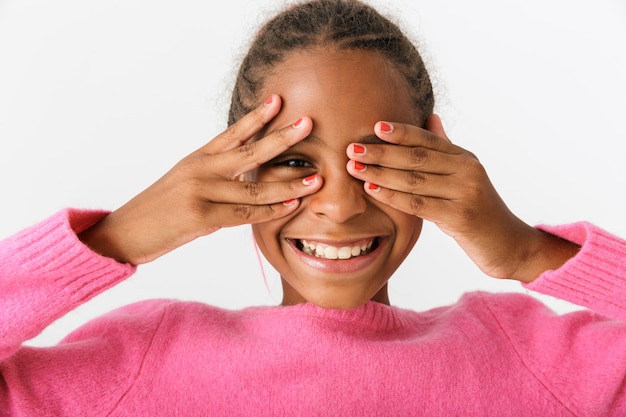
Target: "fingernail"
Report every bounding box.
[367,182,381,192]
[264,95,274,106]
[379,122,393,133]
[283,198,298,206]
[302,174,318,186]
[292,117,304,128]
[353,161,366,172]
[352,144,366,155]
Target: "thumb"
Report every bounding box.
[426,114,451,143]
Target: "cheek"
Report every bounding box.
[251,219,289,266]
[371,197,423,242]
[393,212,424,250]
[251,223,272,253]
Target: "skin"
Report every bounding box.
[78,95,323,264]
[80,47,580,310]
[251,48,424,309]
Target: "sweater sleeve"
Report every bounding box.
[0,208,136,359]
[486,222,626,416]
[0,209,174,416]
[525,221,626,321]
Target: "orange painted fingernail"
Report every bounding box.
[353,161,366,172]
[367,183,381,192]
[352,144,366,155]
[292,117,304,128]
[302,174,318,186]
[379,122,393,133]
[283,198,298,206]
[264,95,274,106]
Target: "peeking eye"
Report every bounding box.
[275,159,313,169]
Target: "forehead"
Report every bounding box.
[260,47,419,137]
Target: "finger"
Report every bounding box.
[347,160,456,200]
[204,199,303,228]
[346,142,467,174]
[212,116,313,178]
[374,120,460,153]
[204,174,323,205]
[362,181,451,222]
[200,94,282,155]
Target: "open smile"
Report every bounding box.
[295,237,379,260]
[285,236,386,274]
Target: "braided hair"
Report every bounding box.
[228,0,434,126]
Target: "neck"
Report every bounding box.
[280,280,390,309]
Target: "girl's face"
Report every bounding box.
[252,48,424,309]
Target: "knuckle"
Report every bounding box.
[274,125,291,144]
[244,181,263,200]
[457,205,479,223]
[237,142,256,159]
[265,204,283,220]
[408,194,425,212]
[462,162,489,193]
[468,183,487,204]
[233,204,255,221]
[225,122,241,139]
[425,131,440,147]
[408,147,429,168]
[406,170,426,187]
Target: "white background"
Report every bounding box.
[1,0,625,346]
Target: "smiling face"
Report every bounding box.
[252,47,424,309]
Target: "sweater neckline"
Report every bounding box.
[268,300,406,331]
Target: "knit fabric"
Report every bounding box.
[1,209,625,416]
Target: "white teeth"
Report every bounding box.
[324,246,338,259]
[338,247,352,259]
[299,239,376,260]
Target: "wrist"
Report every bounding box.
[511,228,580,283]
[78,214,135,265]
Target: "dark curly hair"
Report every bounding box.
[228,0,434,126]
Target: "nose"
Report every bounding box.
[307,167,367,224]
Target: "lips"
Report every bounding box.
[285,236,388,274]
[285,236,385,274]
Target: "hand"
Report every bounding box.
[346,115,578,282]
[79,95,322,265]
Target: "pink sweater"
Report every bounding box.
[1,209,626,416]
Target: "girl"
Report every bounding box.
[2,0,625,415]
